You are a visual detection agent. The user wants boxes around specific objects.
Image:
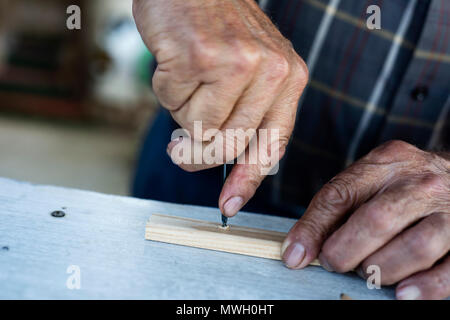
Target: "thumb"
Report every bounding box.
[281,180,360,270]
[218,93,297,217]
[281,161,392,269]
[218,129,286,217]
[218,163,261,218]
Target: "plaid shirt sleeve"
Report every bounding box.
[257,0,450,215]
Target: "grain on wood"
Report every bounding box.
[146,214,320,265]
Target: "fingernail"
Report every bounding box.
[223,196,244,217]
[396,285,421,300]
[281,239,291,256]
[318,252,335,272]
[282,242,305,268]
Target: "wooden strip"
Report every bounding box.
[146,214,320,266]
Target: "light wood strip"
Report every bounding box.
[146,214,320,266]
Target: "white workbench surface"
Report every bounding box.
[0,177,395,299]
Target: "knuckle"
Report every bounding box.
[246,173,262,191]
[402,230,435,264]
[277,133,291,150]
[266,51,291,82]
[298,218,329,242]
[314,178,354,211]
[192,39,220,70]
[426,213,450,240]
[364,203,392,234]
[277,144,287,160]
[382,140,414,152]
[367,140,417,162]
[321,246,349,273]
[319,183,346,203]
[185,109,225,133]
[405,213,449,262]
[408,236,434,262]
[292,56,309,87]
[200,114,226,131]
[151,74,160,92]
[417,173,445,195]
[233,44,261,73]
[152,75,178,111]
[151,76,165,102]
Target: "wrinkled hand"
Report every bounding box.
[282,141,450,300]
[133,0,308,217]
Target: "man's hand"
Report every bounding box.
[282,140,450,300]
[133,0,308,217]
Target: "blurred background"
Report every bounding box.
[0,0,158,195]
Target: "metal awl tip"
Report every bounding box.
[221,214,228,228]
[221,164,228,227]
